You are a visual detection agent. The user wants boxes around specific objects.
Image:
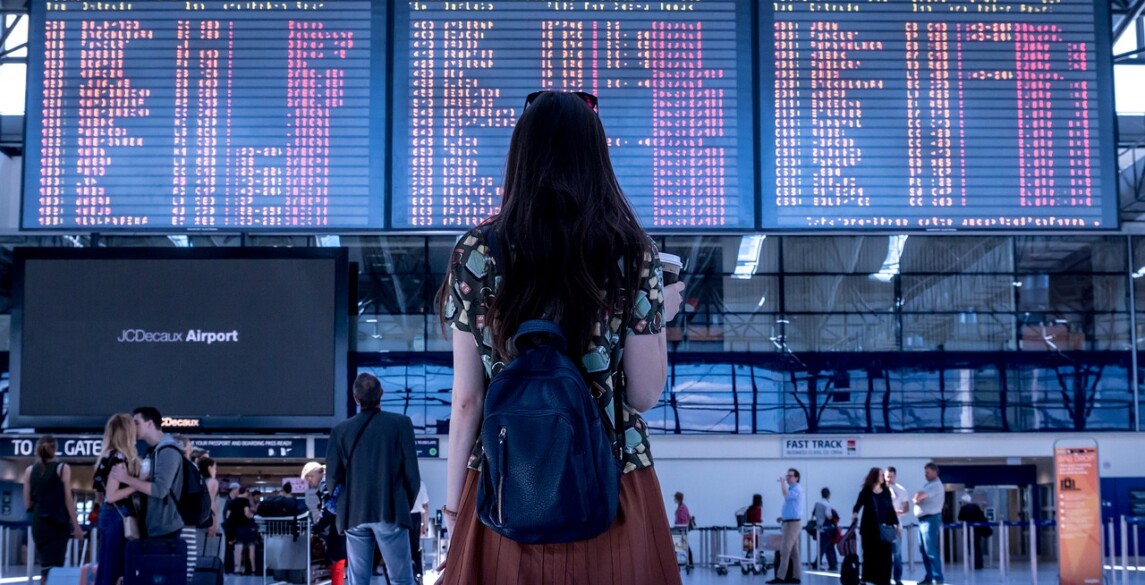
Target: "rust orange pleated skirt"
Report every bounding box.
[438,467,683,585]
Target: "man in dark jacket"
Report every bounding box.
[326,373,420,585]
[957,493,992,570]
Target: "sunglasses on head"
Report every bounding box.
[524,90,598,112]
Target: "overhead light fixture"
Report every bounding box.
[168,235,190,248]
[1133,266,1145,279]
[732,235,766,279]
[870,235,908,283]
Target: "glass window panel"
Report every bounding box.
[902,275,1014,313]
[782,314,897,352]
[902,313,1014,352]
[783,275,895,313]
[720,313,780,353]
[900,236,1012,274]
[781,237,890,274]
[1015,236,1127,274]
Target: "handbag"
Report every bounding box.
[878,523,897,543]
[114,504,140,540]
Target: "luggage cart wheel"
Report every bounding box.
[740,565,750,575]
[716,565,728,576]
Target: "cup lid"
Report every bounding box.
[659,252,682,267]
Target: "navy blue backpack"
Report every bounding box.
[476,319,622,544]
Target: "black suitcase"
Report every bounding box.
[125,538,188,585]
[192,557,224,585]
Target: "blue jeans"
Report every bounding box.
[346,521,414,585]
[95,505,129,585]
[891,530,903,581]
[918,515,944,582]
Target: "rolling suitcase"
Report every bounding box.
[49,536,96,585]
[125,538,189,585]
[47,565,97,585]
[192,556,224,585]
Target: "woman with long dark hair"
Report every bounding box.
[852,467,899,585]
[435,90,686,584]
[23,435,85,579]
[93,414,141,585]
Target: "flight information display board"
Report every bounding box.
[390,0,757,230]
[22,0,385,230]
[760,0,1117,230]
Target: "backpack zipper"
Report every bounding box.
[497,426,507,525]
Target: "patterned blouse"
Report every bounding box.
[442,225,665,474]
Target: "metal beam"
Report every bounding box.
[0,12,19,49]
[0,41,26,61]
[1114,0,1145,46]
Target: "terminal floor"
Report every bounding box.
[224,563,1132,585]
[4,564,1141,584]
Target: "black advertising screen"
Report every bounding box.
[391,0,757,230]
[760,0,1117,230]
[22,0,385,230]
[10,248,349,430]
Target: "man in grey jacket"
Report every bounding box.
[113,406,186,539]
[326,373,420,585]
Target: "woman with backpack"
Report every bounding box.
[92,414,142,585]
[436,90,686,584]
[23,435,85,579]
[852,467,900,585]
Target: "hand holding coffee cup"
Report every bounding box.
[659,253,683,285]
[659,252,685,322]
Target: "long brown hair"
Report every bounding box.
[99,413,140,476]
[35,435,57,466]
[862,467,885,491]
[437,91,648,358]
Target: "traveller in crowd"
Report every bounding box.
[767,468,805,584]
[409,481,430,581]
[301,462,325,521]
[957,493,991,570]
[24,435,85,580]
[173,434,193,459]
[885,466,910,585]
[111,408,189,571]
[674,491,695,568]
[811,487,838,571]
[223,485,258,575]
[197,456,221,558]
[326,372,420,585]
[302,461,347,585]
[853,467,899,585]
[913,462,945,585]
[221,481,239,571]
[93,414,141,585]
[746,493,764,524]
[111,407,184,539]
[434,90,686,584]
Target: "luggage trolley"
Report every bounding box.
[255,512,314,585]
[670,525,693,575]
[714,524,770,576]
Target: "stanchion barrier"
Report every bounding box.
[1131,517,1142,573]
[905,523,917,572]
[999,520,1008,578]
[692,526,734,568]
[1108,517,1118,581]
[961,521,971,575]
[0,520,28,576]
[1122,516,1131,585]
